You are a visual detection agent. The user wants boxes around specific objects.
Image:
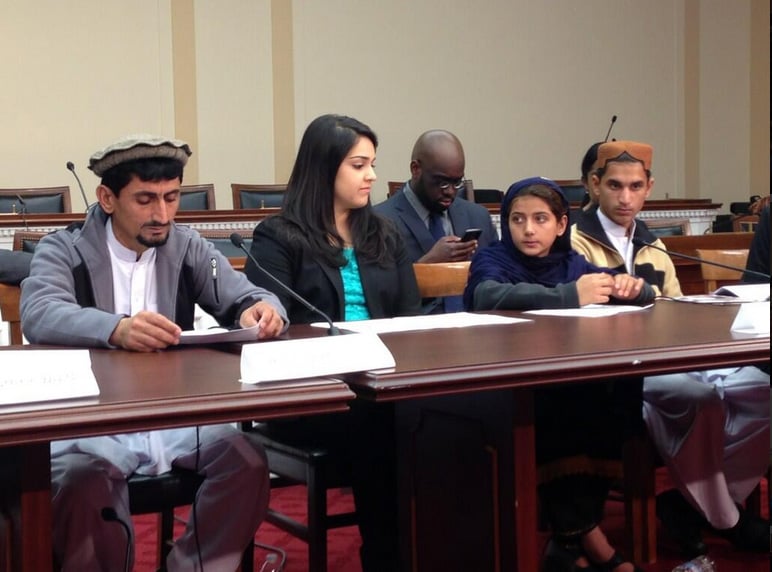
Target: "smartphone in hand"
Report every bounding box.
[460,228,482,242]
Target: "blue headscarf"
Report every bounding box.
[463,176,610,308]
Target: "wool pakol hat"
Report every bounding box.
[88,134,192,177]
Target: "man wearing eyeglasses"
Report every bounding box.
[374,129,497,313]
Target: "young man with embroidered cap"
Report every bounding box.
[21,134,289,570]
[571,140,770,558]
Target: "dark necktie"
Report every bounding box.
[428,212,464,313]
[428,212,446,241]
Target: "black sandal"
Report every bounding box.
[541,538,595,572]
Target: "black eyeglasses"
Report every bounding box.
[418,161,466,191]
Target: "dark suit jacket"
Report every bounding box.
[246,216,422,324]
[373,188,498,262]
[373,188,498,312]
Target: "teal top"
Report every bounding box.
[341,247,371,321]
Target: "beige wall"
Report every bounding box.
[1,0,768,213]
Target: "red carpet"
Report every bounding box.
[133,478,768,571]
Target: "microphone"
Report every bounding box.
[66,161,90,212]
[604,115,618,142]
[631,237,771,282]
[229,232,341,335]
[15,194,29,230]
[100,507,131,572]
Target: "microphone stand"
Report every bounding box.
[66,161,90,213]
[15,194,29,230]
[230,233,341,335]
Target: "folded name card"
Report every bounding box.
[240,332,395,384]
[730,301,770,335]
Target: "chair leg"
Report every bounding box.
[239,540,255,572]
[623,432,657,564]
[306,467,328,572]
[158,509,175,571]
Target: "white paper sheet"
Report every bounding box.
[0,349,100,406]
[179,324,260,344]
[730,301,770,335]
[240,332,395,384]
[310,312,528,334]
[523,304,653,317]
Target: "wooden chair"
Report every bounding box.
[0,283,22,345]
[12,230,48,253]
[127,472,254,572]
[246,423,358,572]
[179,184,216,211]
[386,181,404,197]
[471,188,503,204]
[646,218,691,237]
[0,186,72,213]
[731,214,759,233]
[553,179,588,205]
[231,183,287,210]
[412,261,471,297]
[694,248,748,292]
[195,228,252,271]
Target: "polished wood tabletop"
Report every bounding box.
[0,345,354,572]
[343,300,768,399]
[0,346,355,447]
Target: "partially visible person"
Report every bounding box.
[245,114,421,572]
[374,129,497,312]
[743,202,770,282]
[578,142,602,210]
[21,134,288,571]
[466,177,652,572]
[0,250,32,285]
[572,140,770,557]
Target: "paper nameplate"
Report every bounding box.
[240,332,395,384]
[0,349,100,406]
[730,301,770,335]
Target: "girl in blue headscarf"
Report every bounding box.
[464,176,652,311]
[466,177,651,572]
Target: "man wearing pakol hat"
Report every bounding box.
[20,134,289,570]
[571,140,770,557]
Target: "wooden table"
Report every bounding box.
[334,301,768,571]
[0,346,354,572]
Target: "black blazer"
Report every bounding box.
[245,216,422,324]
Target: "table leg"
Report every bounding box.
[512,389,538,572]
[0,443,52,572]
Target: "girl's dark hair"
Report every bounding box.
[509,184,568,221]
[101,158,184,195]
[281,114,396,267]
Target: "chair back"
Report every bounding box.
[387,181,404,197]
[413,261,471,298]
[0,283,22,345]
[471,188,503,204]
[0,187,72,213]
[553,179,587,204]
[179,184,216,210]
[647,219,691,237]
[195,228,252,271]
[12,231,48,253]
[231,183,287,209]
[694,248,748,293]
